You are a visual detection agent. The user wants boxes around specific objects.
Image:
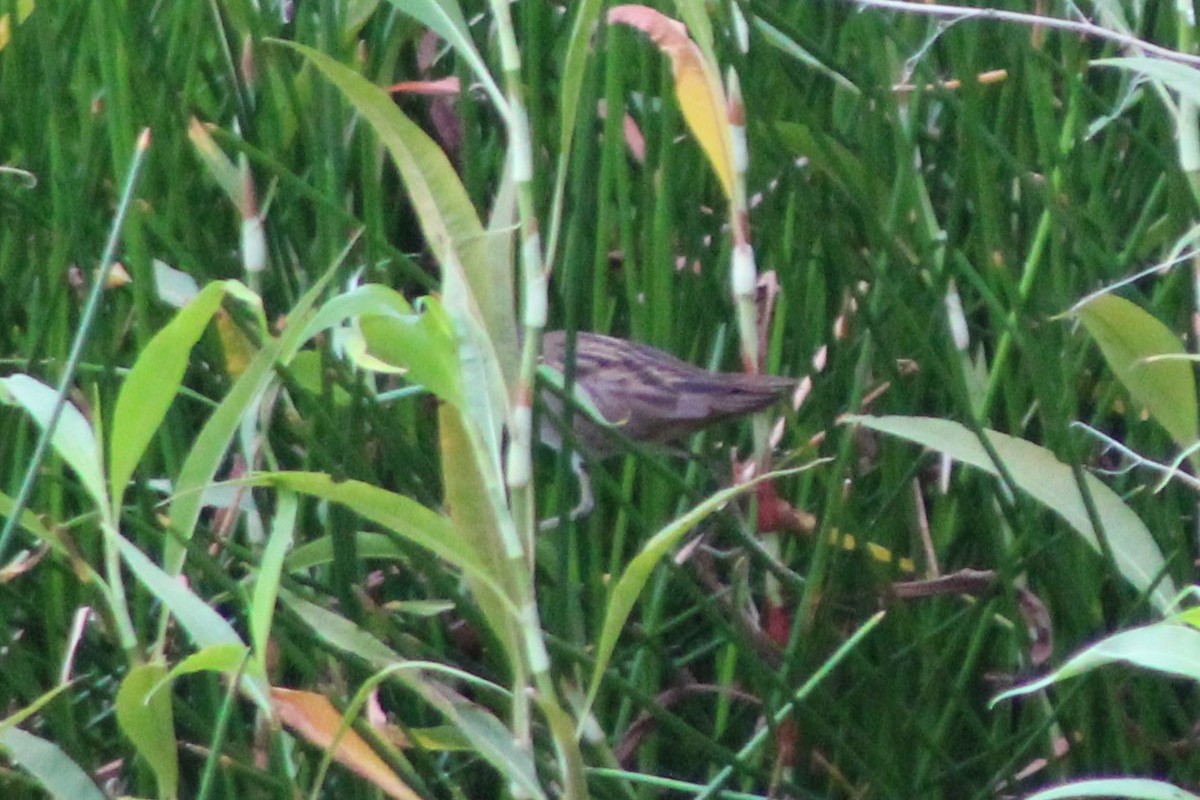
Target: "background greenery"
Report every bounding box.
[1,0,1197,798]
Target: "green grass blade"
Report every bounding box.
[583,467,811,724]
[249,490,296,673]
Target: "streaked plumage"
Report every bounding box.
[539,330,795,458]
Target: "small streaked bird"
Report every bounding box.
[537,330,795,525]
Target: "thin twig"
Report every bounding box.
[846,0,1200,68]
[0,129,153,558]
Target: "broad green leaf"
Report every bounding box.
[534,693,589,800]
[1025,777,1200,800]
[166,331,281,571]
[0,374,106,510]
[342,0,380,41]
[278,42,510,460]
[283,589,416,666]
[437,403,521,668]
[356,303,462,407]
[845,415,1176,611]
[585,468,809,719]
[0,727,105,800]
[299,282,413,341]
[993,622,1200,704]
[250,472,512,614]
[116,664,178,798]
[115,535,246,649]
[115,534,271,712]
[110,280,255,514]
[482,162,519,391]
[1074,293,1197,449]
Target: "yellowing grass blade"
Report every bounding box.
[608,5,734,200]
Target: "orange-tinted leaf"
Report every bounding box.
[272,687,420,800]
[608,5,734,199]
[387,76,461,96]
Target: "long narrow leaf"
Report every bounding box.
[845,415,1176,611]
[584,467,810,719]
[110,280,260,513]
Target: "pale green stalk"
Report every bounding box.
[484,5,579,797]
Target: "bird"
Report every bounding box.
[537,330,795,526]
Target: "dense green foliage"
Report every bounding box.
[1,1,1198,798]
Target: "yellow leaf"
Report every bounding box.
[272,687,420,800]
[214,308,255,379]
[608,4,734,199]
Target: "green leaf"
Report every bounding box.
[1074,292,1198,449]
[116,663,178,798]
[773,121,881,206]
[114,534,271,711]
[584,468,809,719]
[274,42,488,285]
[0,727,106,800]
[276,42,509,458]
[167,265,336,575]
[0,374,107,510]
[0,684,73,735]
[0,490,78,561]
[436,403,521,668]
[845,415,1176,611]
[355,301,462,408]
[993,621,1200,705]
[284,531,406,571]
[249,491,296,670]
[110,280,257,514]
[115,535,245,649]
[250,472,511,614]
[166,643,252,682]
